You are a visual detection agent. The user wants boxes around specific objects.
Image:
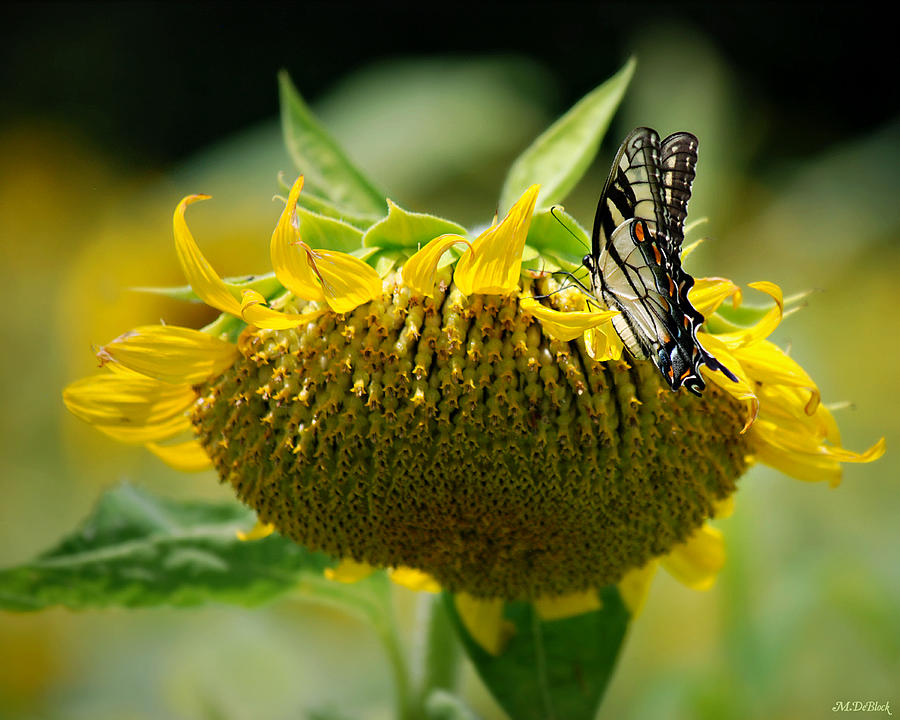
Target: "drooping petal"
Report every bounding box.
[585,324,624,361]
[388,567,441,594]
[715,281,784,349]
[697,333,759,418]
[534,588,601,621]
[63,373,195,443]
[661,524,725,591]
[325,558,376,583]
[236,520,276,541]
[97,325,238,385]
[454,184,540,295]
[454,593,513,657]
[617,561,658,617]
[145,439,213,471]
[270,176,327,303]
[240,289,326,330]
[520,297,618,342]
[402,234,471,298]
[299,242,383,313]
[689,277,742,317]
[173,195,242,315]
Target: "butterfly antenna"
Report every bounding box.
[549,206,589,252]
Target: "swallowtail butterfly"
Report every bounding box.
[582,127,738,395]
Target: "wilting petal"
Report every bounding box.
[389,567,441,593]
[240,289,326,330]
[270,176,328,303]
[520,297,618,342]
[534,588,601,621]
[617,561,658,617]
[454,184,540,295]
[173,195,243,315]
[689,277,742,317]
[325,558,375,583]
[63,373,194,443]
[661,524,725,591]
[98,325,238,385]
[454,593,513,656]
[715,281,783,349]
[236,519,275,541]
[146,439,212,471]
[300,242,383,313]
[402,234,471,298]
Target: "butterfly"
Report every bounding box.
[581,127,738,396]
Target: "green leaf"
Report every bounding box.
[292,206,364,253]
[279,70,386,216]
[132,272,284,304]
[0,484,334,611]
[499,58,636,214]
[445,587,629,720]
[362,200,467,249]
[526,207,591,262]
[296,190,382,232]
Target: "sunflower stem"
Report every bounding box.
[414,593,462,711]
[370,599,415,720]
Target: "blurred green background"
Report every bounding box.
[1,4,897,719]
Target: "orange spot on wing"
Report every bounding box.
[667,367,675,380]
[652,245,662,264]
[668,277,676,296]
[635,222,645,241]
[679,368,691,381]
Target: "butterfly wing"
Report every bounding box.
[658,131,699,255]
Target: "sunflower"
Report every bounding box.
[63,168,884,652]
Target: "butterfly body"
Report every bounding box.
[583,127,737,395]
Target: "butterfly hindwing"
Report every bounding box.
[658,131,699,254]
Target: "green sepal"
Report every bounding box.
[0,484,336,611]
[133,272,285,304]
[362,199,467,249]
[444,587,629,720]
[498,58,636,214]
[279,71,386,216]
[294,206,364,252]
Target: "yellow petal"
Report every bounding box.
[324,559,375,583]
[388,567,441,594]
[236,520,275,542]
[534,588,601,621]
[732,340,817,392]
[240,289,326,330]
[173,195,242,315]
[680,236,704,261]
[270,176,328,303]
[689,277,742,317]
[63,373,194,443]
[712,495,735,519]
[697,333,759,425]
[297,243,383,313]
[520,297,618,342]
[97,325,238,385]
[617,561,658,617]
[661,524,725,591]
[454,184,540,295]
[454,593,514,656]
[402,234,471,298]
[585,324,624,361]
[715,281,783,349]
[145,439,212,471]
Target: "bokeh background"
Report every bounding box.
[1,3,897,718]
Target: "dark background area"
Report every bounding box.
[2,2,896,168]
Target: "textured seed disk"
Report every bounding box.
[192,274,750,599]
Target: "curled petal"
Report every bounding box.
[520,297,618,342]
[325,558,375,583]
[240,289,326,330]
[402,234,471,298]
[617,561,658,617]
[689,277,742,317]
[454,184,540,295]
[270,176,327,303]
[454,593,513,657]
[146,439,212,471]
[388,567,441,594]
[236,520,276,542]
[98,325,238,385]
[661,524,725,591]
[63,373,194,443]
[173,195,242,315]
[299,242,383,313]
[534,588,601,621]
[715,281,784,349]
